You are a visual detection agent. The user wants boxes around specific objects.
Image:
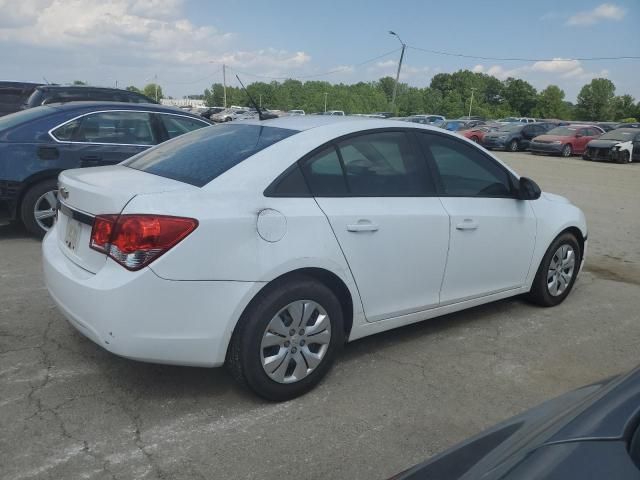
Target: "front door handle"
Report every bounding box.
[347,221,379,232]
[456,219,479,231]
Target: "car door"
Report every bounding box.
[520,125,539,149]
[51,110,157,167]
[416,131,537,304]
[574,128,592,153]
[301,130,450,322]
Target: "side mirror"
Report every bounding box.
[517,177,541,200]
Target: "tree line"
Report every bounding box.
[126,70,639,121]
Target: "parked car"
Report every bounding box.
[210,108,249,122]
[373,112,394,118]
[404,114,446,125]
[288,109,306,116]
[43,116,586,400]
[616,122,640,129]
[0,102,211,236]
[392,364,640,479]
[595,122,620,132]
[482,123,552,152]
[582,128,640,163]
[529,125,604,157]
[200,106,225,119]
[459,125,499,143]
[458,115,485,121]
[441,120,480,131]
[325,110,345,116]
[0,81,42,116]
[23,85,156,109]
[498,117,536,124]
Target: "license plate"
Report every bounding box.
[64,219,81,252]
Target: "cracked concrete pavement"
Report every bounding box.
[1,152,639,479]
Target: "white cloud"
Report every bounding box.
[567,3,625,26]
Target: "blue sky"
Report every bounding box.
[1,0,638,101]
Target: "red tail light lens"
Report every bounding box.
[90,214,198,271]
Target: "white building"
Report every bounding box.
[160,98,206,108]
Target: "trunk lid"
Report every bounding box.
[56,165,194,273]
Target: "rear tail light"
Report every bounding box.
[90,214,198,271]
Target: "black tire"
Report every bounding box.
[20,178,58,238]
[527,232,581,307]
[509,139,519,152]
[227,275,344,401]
[470,136,480,143]
[582,153,590,161]
[561,144,572,157]
[617,151,630,164]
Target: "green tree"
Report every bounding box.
[125,85,143,94]
[533,85,568,119]
[611,94,636,121]
[143,83,163,101]
[72,80,87,85]
[575,78,616,121]
[503,78,537,116]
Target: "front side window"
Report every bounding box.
[418,133,513,197]
[159,114,209,139]
[73,111,156,145]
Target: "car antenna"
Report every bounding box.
[235,75,278,121]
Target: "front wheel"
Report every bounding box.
[561,144,572,157]
[509,139,519,152]
[527,233,581,307]
[617,151,630,164]
[227,276,344,401]
[20,179,58,238]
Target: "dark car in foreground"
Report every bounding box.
[0,81,42,116]
[392,365,640,479]
[530,125,603,157]
[24,85,156,109]
[582,128,640,163]
[482,123,552,152]
[0,102,211,236]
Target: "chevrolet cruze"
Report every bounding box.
[43,116,587,400]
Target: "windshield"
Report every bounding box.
[547,127,578,136]
[0,105,55,131]
[124,123,297,187]
[497,124,523,132]
[600,130,635,141]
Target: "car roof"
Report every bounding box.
[37,85,142,92]
[44,101,207,118]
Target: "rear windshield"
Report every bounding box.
[124,123,297,187]
[0,106,56,131]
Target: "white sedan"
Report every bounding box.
[43,117,587,400]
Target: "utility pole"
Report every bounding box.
[222,64,227,109]
[154,74,158,102]
[259,94,262,108]
[324,92,328,113]
[468,87,477,118]
[389,31,406,114]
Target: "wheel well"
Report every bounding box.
[560,226,585,260]
[258,268,354,339]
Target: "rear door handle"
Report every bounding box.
[347,221,379,232]
[456,219,479,231]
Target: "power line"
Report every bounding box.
[227,48,402,81]
[407,45,640,62]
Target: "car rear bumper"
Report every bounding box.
[42,225,261,367]
[530,143,563,154]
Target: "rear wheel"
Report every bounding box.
[509,139,519,152]
[228,275,344,401]
[528,233,581,307]
[470,136,480,143]
[561,144,572,157]
[20,179,58,238]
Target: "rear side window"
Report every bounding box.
[73,111,156,145]
[159,114,209,139]
[124,124,297,187]
[301,146,348,195]
[337,131,434,196]
[418,133,513,197]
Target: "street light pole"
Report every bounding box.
[324,92,328,113]
[389,31,406,114]
[222,64,227,109]
[469,87,477,118]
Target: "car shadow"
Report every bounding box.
[0,221,31,239]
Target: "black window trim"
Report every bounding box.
[265,127,439,198]
[413,129,520,199]
[48,109,207,147]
